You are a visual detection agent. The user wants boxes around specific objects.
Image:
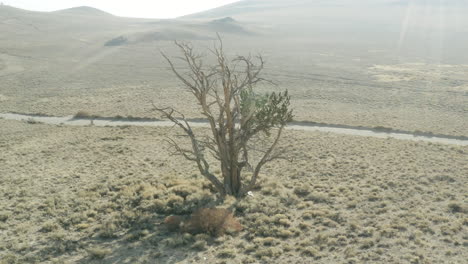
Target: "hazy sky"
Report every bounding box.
[3,0,241,18]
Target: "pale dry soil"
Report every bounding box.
[1,38,467,137]
[0,119,467,264]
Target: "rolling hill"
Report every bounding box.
[53,6,114,17]
[0,1,467,137]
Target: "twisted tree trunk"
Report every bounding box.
[155,37,293,198]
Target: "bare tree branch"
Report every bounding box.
[156,36,293,198]
[240,125,286,196]
[152,102,225,195]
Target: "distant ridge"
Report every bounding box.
[180,0,253,19]
[207,16,252,35]
[0,4,37,14]
[182,0,468,19]
[210,17,236,24]
[54,6,113,16]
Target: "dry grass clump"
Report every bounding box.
[98,218,119,239]
[87,247,112,260]
[272,214,292,227]
[190,240,207,251]
[448,202,467,214]
[304,192,330,204]
[276,229,296,238]
[113,178,216,215]
[40,221,60,233]
[294,186,310,197]
[300,208,343,228]
[124,229,150,242]
[163,233,194,248]
[170,184,201,199]
[253,237,281,247]
[301,246,320,258]
[234,183,306,249]
[254,247,283,259]
[0,254,18,264]
[0,211,11,222]
[217,248,237,258]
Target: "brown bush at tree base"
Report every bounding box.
[164,208,242,236]
[164,215,183,232]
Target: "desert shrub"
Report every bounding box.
[359,238,375,249]
[87,247,111,260]
[432,175,456,183]
[276,229,294,238]
[448,203,466,214]
[0,211,10,222]
[294,186,310,197]
[164,215,183,232]
[305,192,330,203]
[98,220,118,239]
[194,233,210,241]
[166,195,184,209]
[164,233,193,248]
[40,221,60,233]
[273,214,291,227]
[0,253,18,264]
[124,229,150,242]
[313,233,330,246]
[358,227,375,238]
[190,240,207,251]
[217,248,236,258]
[253,237,280,247]
[165,207,243,236]
[302,210,325,220]
[115,180,215,215]
[236,194,288,216]
[75,223,90,230]
[301,246,320,257]
[170,184,200,199]
[299,222,312,230]
[254,247,283,258]
[69,212,87,225]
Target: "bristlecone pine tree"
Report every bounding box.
[154,36,293,198]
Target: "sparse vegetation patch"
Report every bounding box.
[0,119,466,263]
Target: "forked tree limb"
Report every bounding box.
[152,103,225,195]
[156,37,292,198]
[239,125,285,196]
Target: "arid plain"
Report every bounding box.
[1,119,467,263]
[1,0,467,263]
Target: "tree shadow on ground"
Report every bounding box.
[74,213,207,264]
[31,176,224,263]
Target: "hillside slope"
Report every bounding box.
[53,6,114,16]
[0,2,467,136]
